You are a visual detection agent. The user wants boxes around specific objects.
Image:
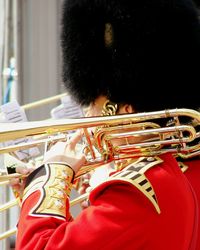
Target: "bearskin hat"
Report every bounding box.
[61,0,200,112]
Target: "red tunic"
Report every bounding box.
[16,154,198,250]
[184,158,200,250]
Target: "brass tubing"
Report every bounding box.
[0,199,18,212]
[70,192,89,207]
[0,108,199,142]
[0,193,89,213]
[22,93,68,110]
[0,228,17,241]
[0,180,9,186]
[0,133,67,154]
[0,173,25,182]
[83,128,96,160]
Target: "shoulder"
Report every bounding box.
[90,156,164,214]
[90,154,193,214]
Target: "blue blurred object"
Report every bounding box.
[3,57,16,104]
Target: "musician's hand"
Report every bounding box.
[43,131,86,174]
[76,173,92,209]
[9,166,34,200]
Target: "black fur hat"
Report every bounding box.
[61,0,200,112]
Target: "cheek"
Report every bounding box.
[85,106,102,117]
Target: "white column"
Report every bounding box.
[0,0,5,104]
[18,0,62,121]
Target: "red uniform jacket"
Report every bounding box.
[184,158,200,250]
[16,153,198,250]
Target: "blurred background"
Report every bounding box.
[0,1,84,249]
[0,0,65,121]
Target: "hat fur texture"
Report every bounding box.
[61,0,200,112]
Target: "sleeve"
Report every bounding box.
[16,162,156,250]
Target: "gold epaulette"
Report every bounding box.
[23,163,74,220]
[109,157,163,214]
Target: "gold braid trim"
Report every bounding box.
[109,157,163,214]
[178,162,189,173]
[104,23,114,47]
[101,100,118,116]
[23,163,74,220]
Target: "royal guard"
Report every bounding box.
[15,0,200,249]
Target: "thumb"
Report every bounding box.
[73,154,87,174]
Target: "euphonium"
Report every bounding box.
[0,108,200,182]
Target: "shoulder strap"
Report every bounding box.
[109,157,163,214]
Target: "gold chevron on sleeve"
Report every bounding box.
[25,163,74,220]
[33,164,74,219]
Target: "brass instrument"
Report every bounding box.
[22,93,68,111]
[0,108,200,240]
[0,108,200,163]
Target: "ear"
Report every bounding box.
[118,104,134,114]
